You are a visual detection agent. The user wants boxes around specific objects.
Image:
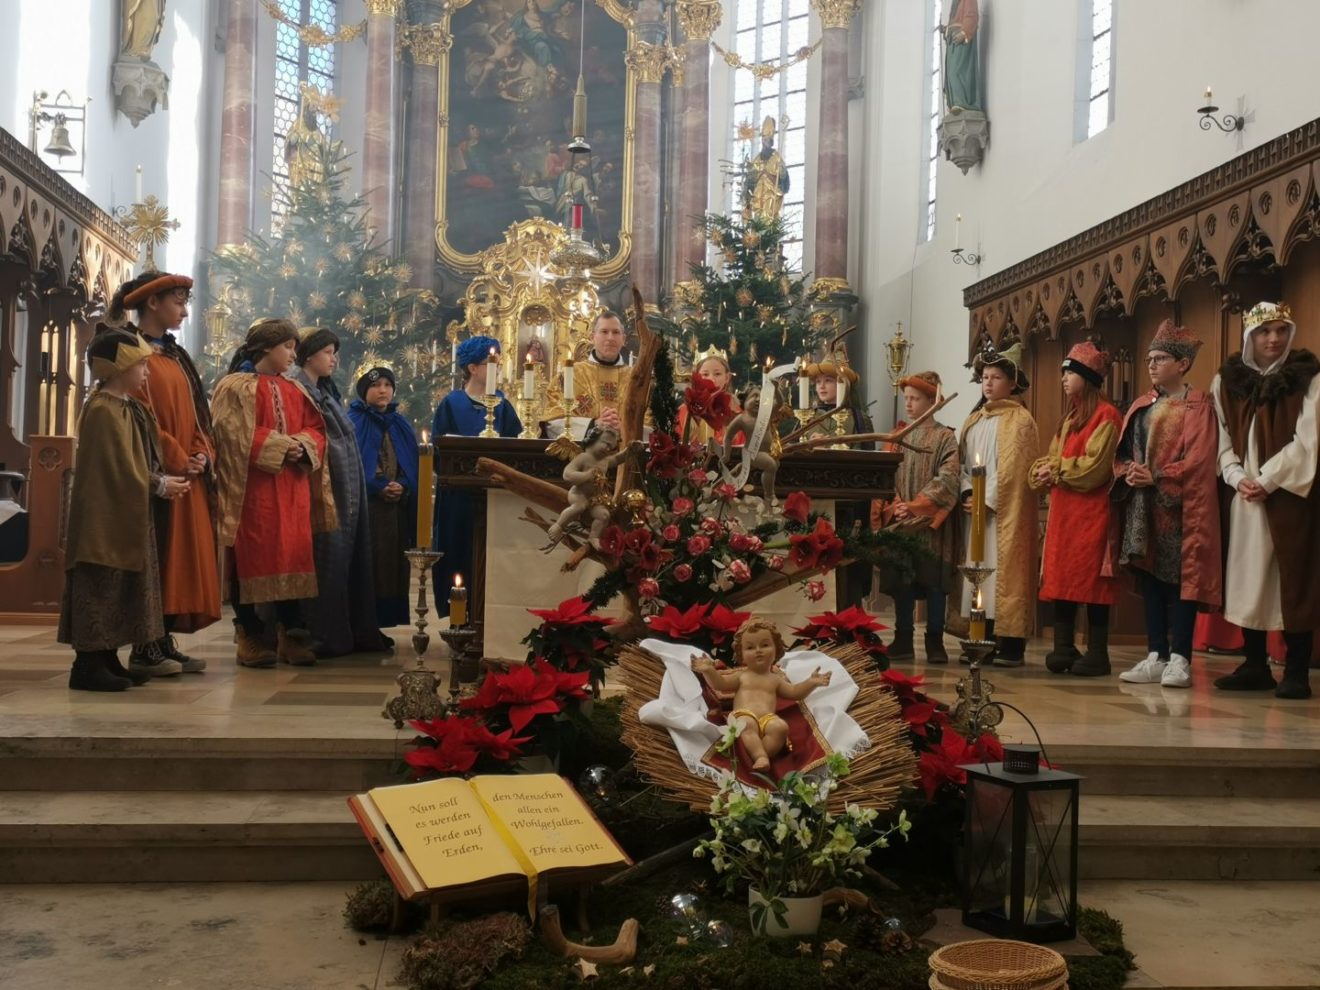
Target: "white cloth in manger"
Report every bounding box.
[636,637,871,782]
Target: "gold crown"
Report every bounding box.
[1242,301,1294,334]
[693,344,730,368]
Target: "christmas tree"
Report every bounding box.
[672,212,825,385]
[207,134,447,425]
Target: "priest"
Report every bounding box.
[550,309,637,440]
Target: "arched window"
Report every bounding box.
[729,0,812,269]
[272,0,338,227]
[922,0,942,241]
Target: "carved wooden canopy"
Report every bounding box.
[965,116,1320,350]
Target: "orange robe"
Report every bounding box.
[136,344,221,632]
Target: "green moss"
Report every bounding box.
[1064,953,1129,990]
[398,913,533,990]
[343,879,402,933]
[1078,906,1136,969]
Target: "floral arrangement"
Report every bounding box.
[404,715,531,778]
[695,749,911,934]
[520,596,616,690]
[791,605,890,667]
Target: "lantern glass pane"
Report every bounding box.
[966,780,1013,919]
[1026,788,1075,926]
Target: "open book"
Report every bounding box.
[348,773,631,904]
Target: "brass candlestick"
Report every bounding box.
[794,408,813,430]
[479,394,501,438]
[382,547,446,728]
[830,407,850,449]
[951,561,1004,733]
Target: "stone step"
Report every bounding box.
[0,791,380,884]
[1079,795,1320,881]
[1050,744,1320,799]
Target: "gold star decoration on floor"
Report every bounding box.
[822,938,847,969]
[797,941,813,956]
[572,957,599,981]
[643,963,656,977]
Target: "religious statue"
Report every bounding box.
[690,618,831,773]
[284,103,327,188]
[745,117,790,222]
[120,0,166,60]
[546,424,639,546]
[722,384,789,505]
[941,0,983,113]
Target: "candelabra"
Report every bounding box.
[479,394,501,438]
[1197,87,1245,133]
[951,562,1004,734]
[382,548,446,728]
[951,247,982,266]
[884,322,912,394]
[794,408,813,431]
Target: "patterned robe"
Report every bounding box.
[872,420,960,592]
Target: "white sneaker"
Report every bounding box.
[1120,653,1167,683]
[1161,654,1192,688]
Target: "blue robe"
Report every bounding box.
[430,388,522,594]
[347,399,420,627]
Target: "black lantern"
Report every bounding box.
[961,759,1081,943]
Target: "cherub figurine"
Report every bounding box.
[546,424,638,547]
[690,617,831,773]
[722,385,790,506]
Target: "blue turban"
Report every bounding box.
[456,334,500,370]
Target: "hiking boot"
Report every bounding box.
[69,653,131,692]
[886,629,915,662]
[128,640,184,678]
[1119,653,1167,684]
[1071,624,1111,677]
[106,652,151,686]
[277,625,317,666]
[1213,661,1276,692]
[924,631,949,664]
[158,635,206,673]
[1045,615,1081,674]
[236,627,277,668]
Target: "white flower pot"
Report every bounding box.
[747,887,824,937]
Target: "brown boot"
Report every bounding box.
[236,627,277,668]
[924,631,949,664]
[277,625,317,666]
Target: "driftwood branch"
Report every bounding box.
[600,833,711,887]
[780,392,957,456]
[539,904,640,964]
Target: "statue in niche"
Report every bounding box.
[941,0,983,113]
[120,0,167,61]
[745,117,790,223]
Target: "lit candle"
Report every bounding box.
[485,347,498,396]
[970,459,987,563]
[969,587,986,642]
[135,164,143,203]
[798,360,811,409]
[954,213,961,251]
[416,433,434,549]
[524,358,535,399]
[837,375,847,409]
[449,573,468,627]
[563,356,575,400]
[1204,85,1213,103]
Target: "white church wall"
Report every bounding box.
[855,0,1320,431]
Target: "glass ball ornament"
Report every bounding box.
[669,892,707,935]
[884,916,903,931]
[705,919,733,948]
[577,765,618,806]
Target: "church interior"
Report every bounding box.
[2,1,1320,988]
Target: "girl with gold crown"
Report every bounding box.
[677,345,740,444]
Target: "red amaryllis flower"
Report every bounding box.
[527,596,612,628]
[461,659,590,732]
[662,524,681,543]
[673,563,693,582]
[623,527,653,557]
[684,373,736,435]
[672,496,695,517]
[789,518,844,571]
[783,491,812,524]
[687,534,711,556]
[638,577,661,599]
[702,603,752,645]
[636,541,664,572]
[645,432,691,479]
[806,580,827,602]
[728,559,752,584]
[598,525,626,564]
[647,602,708,639]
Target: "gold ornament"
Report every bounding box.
[393,262,413,284]
[334,243,354,262]
[260,0,366,46]
[307,291,327,311]
[723,247,737,264]
[693,344,730,366]
[621,489,648,525]
[343,313,364,333]
[756,304,775,322]
[779,275,791,296]
[347,290,368,311]
[314,259,329,276]
[364,327,384,345]
[397,23,451,65]
[811,0,863,30]
[735,287,755,308]
[278,263,297,279]
[676,0,722,41]
[713,39,822,81]
[742,228,762,249]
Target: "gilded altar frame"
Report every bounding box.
[433,0,636,280]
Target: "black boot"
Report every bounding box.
[924,630,949,664]
[1072,623,1111,677]
[994,636,1025,667]
[1215,631,1276,691]
[1276,632,1314,700]
[887,629,915,662]
[1045,616,1081,674]
[69,652,131,692]
[105,652,150,686]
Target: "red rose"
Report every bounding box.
[747,535,763,553]
[673,563,693,582]
[768,554,785,571]
[662,524,681,543]
[729,559,752,584]
[638,577,660,599]
[687,534,711,555]
[687,469,709,486]
[700,517,724,537]
[729,532,752,552]
[806,580,826,602]
[783,491,812,524]
[672,497,695,517]
[713,482,739,502]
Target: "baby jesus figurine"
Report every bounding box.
[690,617,831,773]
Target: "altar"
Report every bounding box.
[435,437,900,660]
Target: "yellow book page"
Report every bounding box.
[471,774,624,875]
[368,779,527,891]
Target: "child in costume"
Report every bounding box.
[347,366,419,630]
[110,270,221,675]
[1113,320,1222,689]
[958,343,1040,667]
[676,347,739,444]
[211,318,335,667]
[59,329,192,691]
[1030,341,1122,677]
[430,335,522,594]
[295,329,389,656]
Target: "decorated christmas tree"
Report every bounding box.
[207,131,446,425]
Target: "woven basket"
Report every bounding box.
[928,939,1069,990]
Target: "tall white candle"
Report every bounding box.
[485,348,497,396]
[523,360,535,398]
[798,363,810,409]
[954,213,961,251]
[563,359,575,400]
[837,377,847,409]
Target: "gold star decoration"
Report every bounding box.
[393,262,414,284]
[797,941,813,957]
[363,327,384,345]
[307,291,327,311]
[643,964,656,977]
[347,290,368,311]
[822,938,847,969]
[674,935,688,946]
[572,957,599,981]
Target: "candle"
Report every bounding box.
[970,460,987,563]
[431,340,437,374]
[798,361,810,409]
[451,337,457,369]
[135,164,143,203]
[969,587,986,642]
[1204,85,1213,103]
[837,376,847,409]
[563,356,575,400]
[484,347,498,396]
[449,573,468,627]
[954,213,961,251]
[524,358,535,399]
[416,435,434,549]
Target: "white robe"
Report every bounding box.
[959,413,1002,619]
[1211,368,1320,630]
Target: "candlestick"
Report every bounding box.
[970,461,987,563]
[479,393,500,438]
[831,407,850,450]
[484,347,497,396]
[563,356,575,401]
[523,358,535,399]
[449,573,468,627]
[382,548,447,728]
[416,437,434,548]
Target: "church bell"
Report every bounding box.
[43,117,75,159]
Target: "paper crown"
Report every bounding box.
[88,329,154,381]
[1149,319,1202,363]
[1242,301,1295,334]
[693,344,731,368]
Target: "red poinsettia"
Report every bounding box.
[783,491,812,524]
[461,659,591,732]
[404,716,532,778]
[647,602,709,639]
[701,603,752,646]
[789,518,845,571]
[881,668,926,699]
[527,596,613,629]
[793,605,887,643]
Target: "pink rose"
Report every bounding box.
[729,559,752,584]
[687,469,708,486]
[806,580,827,602]
[729,532,752,552]
[687,535,711,556]
[638,578,660,599]
[662,524,681,543]
[673,563,693,582]
[748,535,764,553]
[768,555,785,571]
[700,517,724,538]
[714,482,739,502]
[672,497,695,517]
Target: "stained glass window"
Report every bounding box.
[272,0,338,227]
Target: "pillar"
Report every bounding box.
[810,0,861,291]
[674,1,721,282]
[217,0,257,246]
[625,0,669,303]
[401,5,447,293]
[363,0,402,247]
